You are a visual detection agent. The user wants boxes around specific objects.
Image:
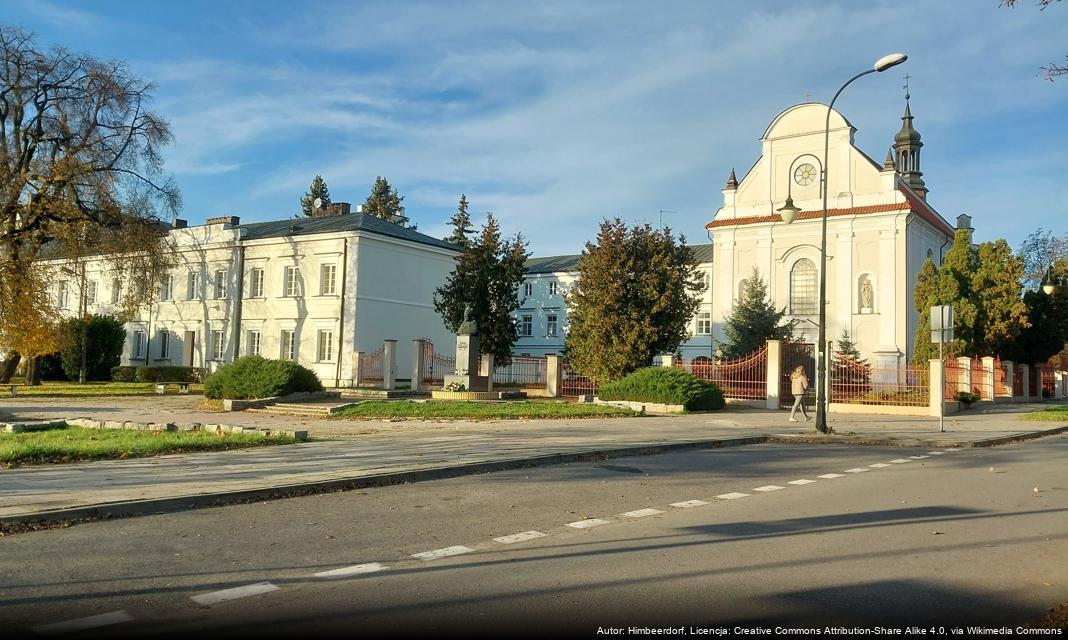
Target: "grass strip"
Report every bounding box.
[0,426,295,467]
[4,381,204,397]
[331,400,636,420]
[1020,405,1068,422]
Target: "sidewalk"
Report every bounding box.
[1,396,1065,525]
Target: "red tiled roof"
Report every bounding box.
[705,202,908,229]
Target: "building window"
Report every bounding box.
[317,330,334,362]
[546,314,558,337]
[111,278,121,304]
[696,311,711,335]
[158,329,170,359]
[86,281,98,306]
[519,314,533,337]
[249,268,264,298]
[187,272,199,300]
[280,330,296,361]
[213,269,227,299]
[284,266,301,297]
[701,272,711,292]
[211,330,225,361]
[247,330,261,357]
[548,281,558,296]
[160,275,173,301]
[320,264,337,296]
[133,330,145,359]
[523,282,533,297]
[790,258,818,315]
[56,281,69,309]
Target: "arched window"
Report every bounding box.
[790,259,818,315]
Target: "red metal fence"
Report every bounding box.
[1028,365,1040,397]
[420,339,455,387]
[943,359,967,400]
[1040,365,1056,398]
[678,346,767,400]
[493,355,547,389]
[971,357,993,400]
[1013,365,1024,397]
[780,342,815,409]
[560,359,598,397]
[832,365,930,406]
[360,347,384,384]
[994,358,1012,398]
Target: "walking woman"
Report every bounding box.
[789,365,811,422]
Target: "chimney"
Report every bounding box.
[355,204,365,213]
[956,214,973,243]
[206,215,240,228]
[312,202,351,218]
[172,218,188,229]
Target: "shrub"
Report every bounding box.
[956,391,980,407]
[596,366,724,411]
[135,366,207,383]
[111,365,138,382]
[38,353,69,381]
[203,356,324,400]
[57,315,126,381]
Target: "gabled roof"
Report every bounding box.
[238,213,461,251]
[525,243,713,274]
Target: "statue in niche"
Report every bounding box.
[859,276,874,313]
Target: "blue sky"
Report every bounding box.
[3,0,1065,255]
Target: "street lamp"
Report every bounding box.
[777,52,907,434]
[1042,265,1056,295]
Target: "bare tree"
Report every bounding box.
[1002,0,1066,81]
[0,25,180,382]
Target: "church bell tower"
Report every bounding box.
[893,91,927,199]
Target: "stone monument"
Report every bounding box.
[444,305,489,391]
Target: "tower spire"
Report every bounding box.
[724,168,738,190]
[892,84,927,198]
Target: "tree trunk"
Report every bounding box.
[25,356,42,386]
[0,350,20,383]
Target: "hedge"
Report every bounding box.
[111,366,138,382]
[596,366,725,411]
[203,355,323,400]
[133,366,207,383]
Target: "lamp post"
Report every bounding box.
[776,53,907,434]
[1042,264,1057,295]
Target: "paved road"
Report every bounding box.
[2,435,1066,637]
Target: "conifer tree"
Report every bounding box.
[564,219,703,381]
[300,175,331,217]
[363,176,410,227]
[720,266,796,358]
[433,213,529,368]
[912,257,940,363]
[832,329,870,398]
[444,194,475,247]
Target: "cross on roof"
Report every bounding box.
[804,91,812,102]
[902,74,911,100]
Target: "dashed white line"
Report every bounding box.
[494,531,547,544]
[753,485,785,492]
[314,563,387,578]
[670,500,710,508]
[788,479,816,485]
[943,448,961,452]
[818,473,844,479]
[33,611,135,636]
[869,463,890,468]
[844,468,870,474]
[566,518,610,529]
[927,451,946,456]
[716,492,750,500]
[909,455,930,460]
[890,459,910,463]
[622,508,664,518]
[191,582,280,606]
[411,545,475,561]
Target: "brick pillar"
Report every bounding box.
[411,338,425,392]
[353,351,364,387]
[929,359,944,418]
[765,340,782,410]
[546,354,560,397]
[981,356,996,401]
[1020,364,1030,402]
[383,340,397,391]
[479,353,494,391]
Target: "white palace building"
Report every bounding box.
[42,99,966,383]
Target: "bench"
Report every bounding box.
[154,382,192,395]
[4,384,21,396]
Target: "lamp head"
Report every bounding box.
[874,53,908,72]
[777,196,801,224]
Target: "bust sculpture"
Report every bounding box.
[457,304,478,336]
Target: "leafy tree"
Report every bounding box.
[0,27,179,381]
[57,315,126,381]
[971,240,1028,357]
[1018,227,1068,289]
[433,213,529,368]
[564,219,703,380]
[720,266,796,359]
[363,176,411,227]
[912,258,941,363]
[299,175,331,217]
[444,194,475,247]
[1008,259,1068,364]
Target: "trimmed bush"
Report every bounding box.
[134,366,207,383]
[203,355,324,400]
[111,365,138,382]
[956,391,980,407]
[57,315,126,381]
[596,366,725,411]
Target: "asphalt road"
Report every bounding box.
[2,436,1067,638]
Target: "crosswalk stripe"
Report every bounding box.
[314,563,387,578]
[411,546,475,561]
[191,582,280,606]
[494,531,547,544]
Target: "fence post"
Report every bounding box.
[480,353,494,391]
[929,359,943,418]
[383,340,397,390]
[981,356,995,400]
[765,340,782,410]
[1020,364,1031,402]
[660,354,673,367]
[1057,371,1067,399]
[956,357,971,399]
[353,351,364,387]
[411,338,425,392]
[1002,360,1016,401]
[546,354,560,397]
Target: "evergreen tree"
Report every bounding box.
[832,329,870,399]
[564,219,703,381]
[363,176,410,227]
[912,230,979,362]
[834,329,865,362]
[720,266,796,359]
[433,213,529,368]
[300,175,331,217]
[444,194,475,247]
[1008,258,1068,365]
[971,239,1028,357]
[912,258,940,363]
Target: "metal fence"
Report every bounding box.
[492,355,548,389]
[1013,365,1024,397]
[360,347,384,384]
[780,342,815,409]
[560,359,598,397]
[831,365,930,407]
[943,359,967,400]
[420,339,455,388]
[678,346,767,400]
[971,357,993,400]
[994,358,1012,398]
[1041,365,1056,398]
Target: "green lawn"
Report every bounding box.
[3,380,203,397]
[331,400,637,420]
[0,426,297,467]
[1020,404,1068,422]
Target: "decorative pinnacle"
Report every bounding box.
[725,168,738,189]
[883,148,895,170]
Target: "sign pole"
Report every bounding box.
[938,336,944,433]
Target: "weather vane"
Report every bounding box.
[902,73,911,101]
[803,90,812,103]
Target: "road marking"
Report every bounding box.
[927,451,946,455]
[890,459,910,463]
[670,500,710,508]
[753,485,785,492]
[411,545,475,561]
[943,448,961,452]
[817,473,844,479]
[909,455,930,460]
[494,531,547,544]
[314,563,387,578]
[869,463,890,468]
[716,492,750,500]
[191,582,280,606]
[622,508,664,518]
[566,518,609,529]
[788,479,816,485]
[34,611,135,636]
[844,468,869,474]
